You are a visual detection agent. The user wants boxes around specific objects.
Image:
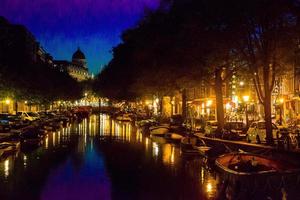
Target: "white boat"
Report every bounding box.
[180,136,211,156]
[165,132,184,143]
[150,126,170,137]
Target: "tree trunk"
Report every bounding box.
[260,67,274,145]
[14,101,18,114]
[182,89,187,121]
[215,67,225,130]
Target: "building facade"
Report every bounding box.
[54,48,90,81]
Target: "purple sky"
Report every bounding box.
[0,0,160,74]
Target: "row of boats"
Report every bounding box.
[133,118,300,188]
[0,110,90,161]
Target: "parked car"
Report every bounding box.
[224,121,247,139]
[246,121,278,143]
[246,121,297,147]
[204,121,218,137]
[0,114,13,132]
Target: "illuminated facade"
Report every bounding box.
[54,48,90,81]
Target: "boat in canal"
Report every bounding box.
[164,132,184,143]
[180,136,211,156]
[115,113,133,122]
[215,152,300,196]
[20,126,45,146]
[0,141,20,158]
[149,125,170,137]
[215,152,300,178]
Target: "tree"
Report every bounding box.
[225,0,300,144]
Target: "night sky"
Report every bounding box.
[0,0,160,74]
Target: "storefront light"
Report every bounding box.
[206,100,212,107]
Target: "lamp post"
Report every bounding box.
[242,95,250,128]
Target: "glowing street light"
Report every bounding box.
[279,98,284,104]
[225,103,232,110]
[5,99,10,105]
[242,95,249,102]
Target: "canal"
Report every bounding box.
[0,114,299,200]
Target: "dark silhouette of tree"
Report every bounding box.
[220,0,300,144]
[94,0,300,141]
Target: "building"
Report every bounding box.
[0,16,55,113]
[54,48,90,81]
[0,16,39,66]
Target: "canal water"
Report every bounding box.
[0,114,299,200]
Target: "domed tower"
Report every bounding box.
[72,47,87,69]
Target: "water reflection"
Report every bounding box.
[0,114,221,200]
[4,159,9,178]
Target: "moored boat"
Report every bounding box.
[150,126,170,137]
[215,152,300,197]
[215,152,300,176]
[116,114,132,122]
[180,136,211,156]
[0,141,20,158]
[164,132,184,143]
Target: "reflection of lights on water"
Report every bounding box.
[153,142,159,157]
[205,176,218,198]
[58,131,61,144]
[89,119,92,135]
[127,124,131,142]
[45,135,48,149]
[4,159,9,178]
[170,146,175,164]
[53,132,56,147]
[201,168,204,184]
[122,124,125,140]
[136,130,143,143]
[162,144,176,165]
[23,155,27,168]
[145,137,149,152]
[206,182,212,193]
[93,117,96,135]
[115,123,120,137]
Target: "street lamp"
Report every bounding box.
[243,95,250,127]
[5,99,10,105]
